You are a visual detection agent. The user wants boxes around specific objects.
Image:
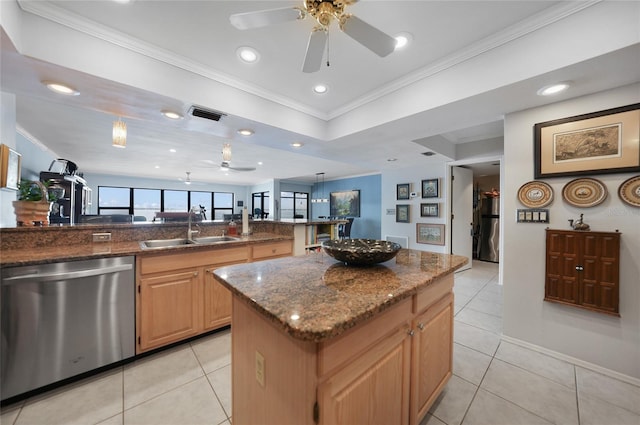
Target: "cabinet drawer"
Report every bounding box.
[414,273,453,314]
[252,241,293,260]
[140,246,249,274]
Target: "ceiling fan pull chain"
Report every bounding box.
[326,28,331,67]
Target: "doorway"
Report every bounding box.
[449,159,502,266]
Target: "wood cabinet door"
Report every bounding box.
[410,294,453,425]
[139,269,201,351]
[203,267,232,331]
[545,231,580,304]
[580,233,620,313]
[319,323,411,425]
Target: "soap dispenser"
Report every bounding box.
[227,219,238,236]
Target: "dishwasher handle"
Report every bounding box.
[2,263,133,284]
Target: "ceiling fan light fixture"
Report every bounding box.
[44,81,79,96]
[313,84,328,94]
[222,143,233,162]
[112,118,127,148]
[237,46,260,63]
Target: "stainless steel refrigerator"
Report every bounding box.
[479,196,500,262]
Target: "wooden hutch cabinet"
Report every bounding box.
[545,229,621,316]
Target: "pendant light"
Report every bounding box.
[112,117,127,148]
[311,172,328,203]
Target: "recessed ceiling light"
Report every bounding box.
[238,129,254,136]
[394,32,412,50]
[537,82,571,96]
[237,46,260,64]
[155,165,160,169]
[291,142,304,148]
[169,148,177,153]
[161,110,182,120]
[258,161,263,165]
[387,158,397,162]
[43,81,79,96]
[313,84,328,94]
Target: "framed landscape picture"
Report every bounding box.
[534,103,640,178]
[396,204,410,223]
[330,190,360,217]
[420,203,439,217]
[416,223,445,245]
[421,179,439,198]
[396,183,410,200]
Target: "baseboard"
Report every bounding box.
[500,335,640,387]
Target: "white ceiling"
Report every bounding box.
[1,0,639,185]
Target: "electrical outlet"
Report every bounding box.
[255,351,265,388]
[92,232,112,242]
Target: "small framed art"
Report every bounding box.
[0,144,21,190]
[420,203,439,217]
[396,204,410,223]
[416,223,445,245]
[421,179,439,198]
[396,183,410,200]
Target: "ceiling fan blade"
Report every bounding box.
[340,14,396,57]
[302,28,327,73]
[230,7,303,30]
[229,166,257,172]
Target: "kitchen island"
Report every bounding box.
[214,249,467,425]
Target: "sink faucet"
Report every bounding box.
[187,206,200,241]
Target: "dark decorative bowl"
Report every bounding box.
[322,239,402,266]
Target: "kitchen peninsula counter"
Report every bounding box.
[214,250,467,425]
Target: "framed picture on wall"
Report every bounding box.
[0,144,21,190]
[534,103,640,178]
[416,223,445,245]
[421,179,439,198]
[396,183,410,200]
[396,204,410,223]
[330,190,360,217]
[420,203,439,217]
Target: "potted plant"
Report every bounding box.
[13,180,54,226]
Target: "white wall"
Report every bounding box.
[381,164,448,252]
[503,84,640,379]
[0,92,17,227]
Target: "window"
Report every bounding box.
[252,191,269,218]
[133,189,161,221]
[281,191,308,219]
[98,186,130,215]
[164,190,188,212]
[97,186,235,221]
[213,192,234,220]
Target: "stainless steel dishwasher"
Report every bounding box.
[1,256,135,400]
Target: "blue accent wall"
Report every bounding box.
[311,174,381,239]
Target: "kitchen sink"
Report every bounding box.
[140,238,197,249]
[140,236,241,249]
[193,236,241,244]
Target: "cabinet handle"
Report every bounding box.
[205,269,210,274]
[272,249,276,253]
[418,323,425,330]
[193,271,199,277]
[575,265,584,271]
[408,329,415,337]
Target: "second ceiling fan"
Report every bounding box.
[229,0,396,73]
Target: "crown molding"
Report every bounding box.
[18,0,600,124]
[17,0,330,121]
[328,0,601,120]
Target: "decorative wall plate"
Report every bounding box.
[517,181,554,208]
[618,175,640,207]
[562,177,607,207]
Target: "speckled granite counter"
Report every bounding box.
[214,249,467,342]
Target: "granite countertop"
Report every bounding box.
[0,233,292,267]
[214,249,468,342]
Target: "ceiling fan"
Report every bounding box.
[230,0,396,73]
[199,143,257,172]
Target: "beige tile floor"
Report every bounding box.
[2,260,639,425]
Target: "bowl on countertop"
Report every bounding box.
[321,239,402,266]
